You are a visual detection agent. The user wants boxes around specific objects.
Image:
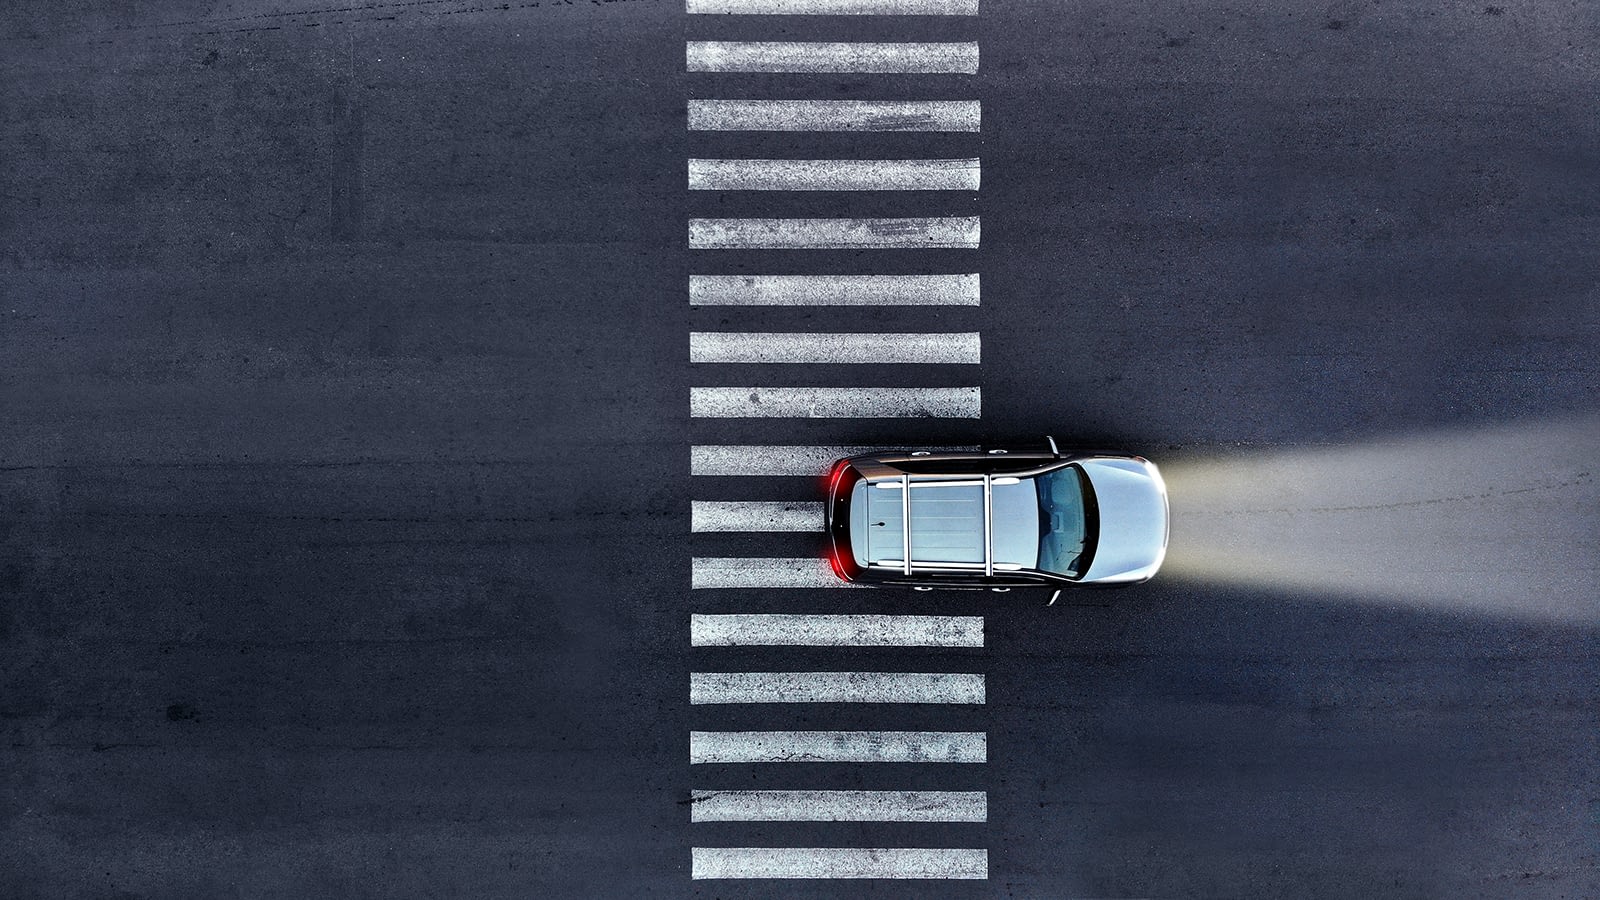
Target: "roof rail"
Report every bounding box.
[983,473,993,577]
[871,472,1019,574]
[900,473,911,576]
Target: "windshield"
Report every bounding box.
[1035,464,1098,578]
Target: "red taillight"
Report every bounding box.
[823,460,848,500]
[826,547,846,579]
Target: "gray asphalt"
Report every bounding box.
[3,1,1597,897]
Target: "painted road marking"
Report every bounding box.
[691,500,823,532]
[687,41,979,74]
[690,216,979,250]
[688,0,978,15]
[689,158,980,191]
[690,273,979,307]
[692,847,988,879]
[690,331,980,364]
[690,444,978,475]
[691,671,985,704]
[690,730,987,763]
[690,386,981,418]
[691,556,850,588]
[687,99,980,132]
[681,4,989,882]
[689,790,987,822]
[690,614,985,646]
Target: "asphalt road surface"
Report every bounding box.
[3,1,1597,897]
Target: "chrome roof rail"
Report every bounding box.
[870,561,1026,572]
[900,473,911,576]
[983,473,993,578]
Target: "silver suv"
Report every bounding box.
[825,437,1169,593]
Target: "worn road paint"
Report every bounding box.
[689,158,980,191]
[690,273,979,307]
[690,331,980,364]
[689,386,981,418]
[690,556,851,588]
[689,614,985,647]
[690,216,979,249]
[690,671,986,704]
[692,847,989,879]
[689,444,978,475]
[690,501,824,532]
[688,0,978,15]
[688,789,988,822]
[690,730,988,763]
[687,99,980,132]
[687,41,979,74]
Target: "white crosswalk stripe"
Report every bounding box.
[690,730,987,763]
[690,331,980,364]
[687,41,979,74]
[691,500,823,532]
[687,0,979,15]
[693,847,988,880]
[690,614,986,647]
[690,273,979,307]
[682,1,987,879]
[690,444,977,475]
[690,216,979,250]
[689,158,980,191]
[691,556,851,588]
[687,99,980,132]
[691,671,985,704]
[688,790,987,822]
[690,386,981,418]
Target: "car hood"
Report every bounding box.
[1078,457,1169,584]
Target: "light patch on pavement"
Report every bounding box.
[690,501,823,532]
[689,386,981,418]
[690,216,979,250]
[1163,412,1600,622]
[690,273,979,307]
[686,99,980,132]
[690,730,987,763]
[688,789,987,822]
[689,158,980,191]
[688,0,978,15]
[687,41,979,74]
[690,331,980,364]
[690,671,985,704]
[692,847,988,879]
[690,614,985,647]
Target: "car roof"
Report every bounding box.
[847,467,1049,575]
